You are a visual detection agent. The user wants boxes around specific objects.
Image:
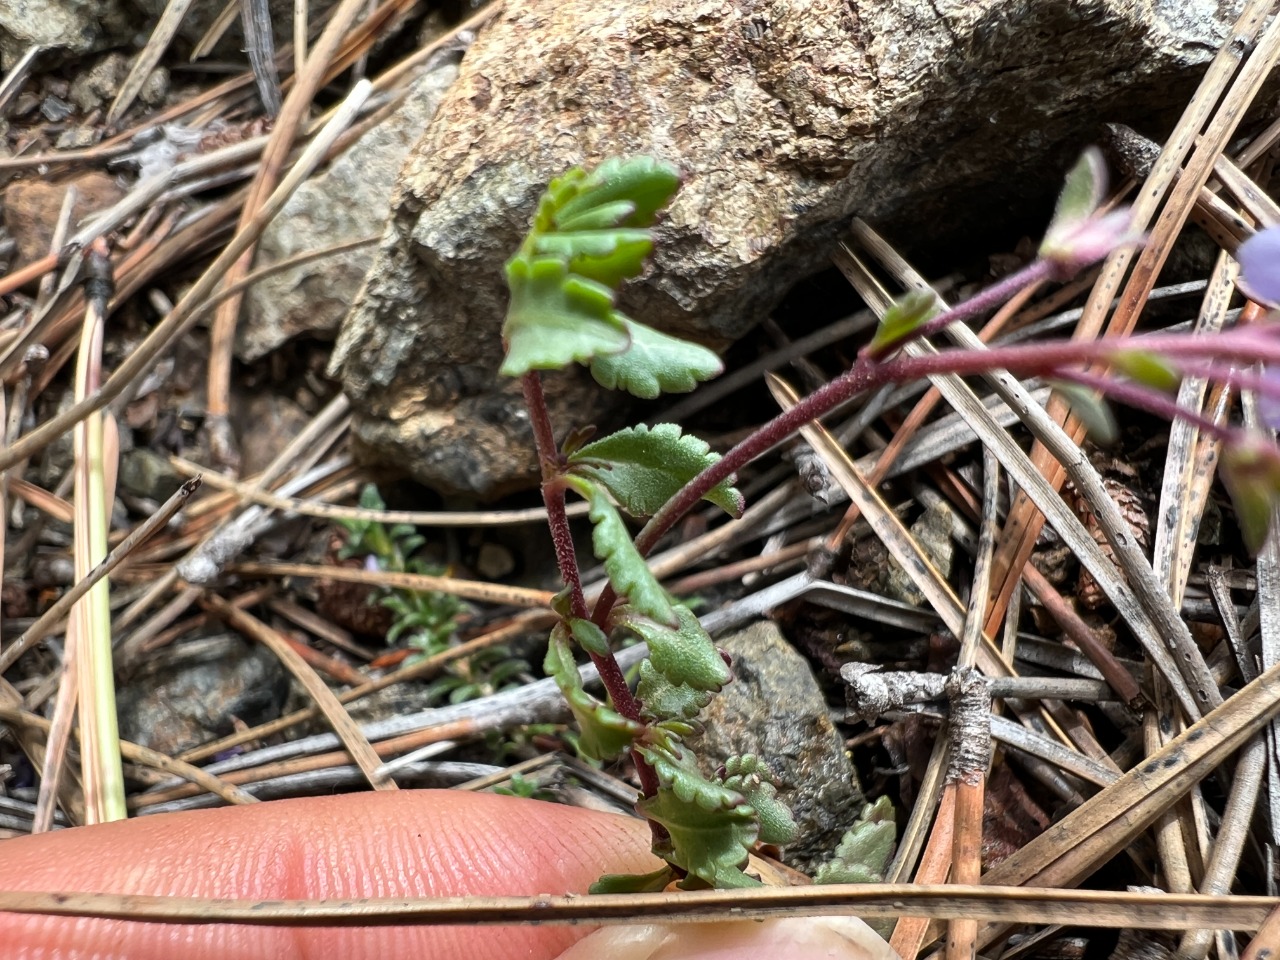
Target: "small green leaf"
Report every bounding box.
[543,627,644,760]
[813,796,897,885]
[1107,348,1182,393]
[636,658,714,721]
[589,866,676,895]
[569,478,676,626]
[1046,148,1107,237]
[555,157,680,231]
[1221,438,1280,553]
[1050,381,1117,444]
[567,423,743,519]
[534,230,655,288]
[589,318,723,399]
[721,755,797,847]
[636,740,760,888]
[500,256,630,376]
[614,602,730,692]
[569,617,610,657]
[867,289,939,354]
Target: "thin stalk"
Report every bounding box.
[519,373,643,727]
[73,239,126,824]
[867,258,1056,360]
[626,324,1279,581]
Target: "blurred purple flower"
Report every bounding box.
[1238,227,1280,304]
[1040,207,1144,280]
[1257,365,1280,433]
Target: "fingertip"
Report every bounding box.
[0,790,661,960]
[554,916,902,960]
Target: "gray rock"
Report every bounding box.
[118,447,185,502]
[68,51,129,112]
[0,0,131,69]
[685,620,863,876]
[331,0,1237,499]
[117,635,288,757]
[239,57,461,361]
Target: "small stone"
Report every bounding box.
[116,635,288,757]
[475,542,515,579]
[68,51,129,112]
[139,66,169,107]
[0,0,131,69]
[881,499,956,607]
[230,392,311,477]
[118,447,185,502]
[2,171,125,265]
[54,125,100,150]
[685,620,864,876]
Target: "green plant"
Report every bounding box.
[337,486,530,702]
[338,484,464,659]
[503,152,1280,891]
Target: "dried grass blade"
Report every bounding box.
[765,375,989,658]
[850,219,1217,717]
[977,654,1280,949]
[241,0,283,114]
[202,595,396,792]
[985,0,1278,635]
[0,478,200,674]
[108,0,198,124]
[0,884,1276,931]
[1151,251,1238,604]
[205,0,375,464]
[72,242,125,824]
[230,561,555,609]
[0,80,371,474]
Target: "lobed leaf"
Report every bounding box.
[543,627,643,760]
[614,601,731,693]
[555,156,681,231]
[636,658,714,721]
[636,740,760,888]
[720,755,797,847]
[813,796,896,885]
[501,157,679,378]
[569,477,676,625]
[533,230,655,288]
[501,256,630,376]
[589,318,723,399]
[567,423,743,519]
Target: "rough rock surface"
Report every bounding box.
[240,57,461,361]
[2,171,125,265]
[116,636,287,757]
[332,0,1236,498]
[0,0,131,69]
[685,620,863,876]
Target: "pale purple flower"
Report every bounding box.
[1238,226,1280,305]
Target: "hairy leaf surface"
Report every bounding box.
[568,423,743,519]
[569,478,675,625]
[543,627,642,760]
[589,319,723,399]
[614,602,730,693]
